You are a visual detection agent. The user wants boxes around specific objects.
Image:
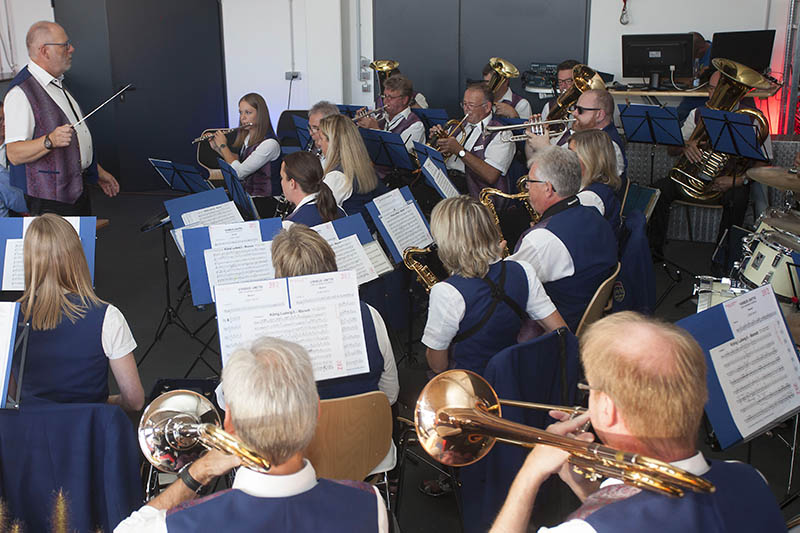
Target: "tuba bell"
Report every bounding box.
[545,64,606,134]
[486,57,520,96]
[669,58,772,203]
[370,59,400,101]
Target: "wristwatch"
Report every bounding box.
[178,464,205,493]
[457,149,466,158]
[219,143,227,150]
[44,135,53,150]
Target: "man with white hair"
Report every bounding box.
[115,337,388,532]
[5,21,119,216]
[509,146,616,331]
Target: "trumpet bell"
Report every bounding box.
[138,389,221,473]
[415,369,501,466]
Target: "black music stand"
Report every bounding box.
[218,158,260,221]
[148,159,214,194]
[699,108,768,163]
[292,115,313,151]
[336,104,363,120]
[413,108,449,133]
[2,318,30,410]
[359,129,415,170]
[618,104,683,185]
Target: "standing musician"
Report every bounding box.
[422,196,566,377]
[5,21,120,216]
[434,82,515,198]
[280,151,345,226]
[307,100,340,164]
[509,147,616,332]
[482,63,532,119]
[114,337,388,532]
[357,74,425,153]
[539,60,580,123]
[209,93,280,198]
[568,130,622,237]
[490,312,785,533]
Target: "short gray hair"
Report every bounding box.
[309,101,340,119]
[222,336,319,466]
[532,146,582,198]
[26,21,58,57]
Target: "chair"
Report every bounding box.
[458,328,581,533]
[575,262,621,336]
[0,402,142,532]
[672,200,724,243]
[304,391,394,502]
[612,211,656,314]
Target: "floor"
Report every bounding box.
[88,189,800,531]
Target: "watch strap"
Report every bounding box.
[179,464,204,492]
[44,135,53,150]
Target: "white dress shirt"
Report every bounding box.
[102,304,138,359]
[323,170,352,205]
[577,189,605,216]
[422,259,556,350]
[499,87,532,119]
[384,106,425,152]
[445,113,515,175]
[5,61,93,169]
[682,107,773,160]
[229,134,280,180]
[509,223,575,285]
[413,92,429,109]
[114,460,389,533]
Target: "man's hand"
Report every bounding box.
[522,412,594,480]
[494,102,518,118]
[97,166,120,197]
[683,140,704,164]
[437,136,462,158]
[357,116,379,130]
[49,124,73,148]
[188,449,242,486]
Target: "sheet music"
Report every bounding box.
[709,285,800,440]
[363,240,394,275]
[423,157,459,198]
[312,221,338,242]
[372,188,406,213]
[328,234,378,285]
[170,222,202,258]
[204,242,274,301]
[373,190,433,254]
[0,302,17,408]
[181,201,243,227]
[208,221,262,248]
[1,239,23,291]
[215,271,369,380]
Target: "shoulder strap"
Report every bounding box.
[452,262,527,344]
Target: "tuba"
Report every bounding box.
[669,58,772,203]
[370,60,400,103]
[546,64,606,134]
[486,57,520,96]
[479,177,540,256]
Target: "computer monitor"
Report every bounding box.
[710,30,775,74]
[622,33,694,90]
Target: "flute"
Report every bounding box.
[192,123,253,144]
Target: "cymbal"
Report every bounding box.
[746,166,800,192]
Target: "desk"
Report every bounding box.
[610,87,778,99]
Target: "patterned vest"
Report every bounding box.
[465,118,509,198]
[379,108,421,135]
[8,67,98,203]
[238,135,277,197]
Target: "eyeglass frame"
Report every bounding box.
[569,104,602,115]
[461,100,489,110]
[523,178,557,194]
[556,78,574,88]
[43,40,72,49]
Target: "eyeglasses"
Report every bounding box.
[461,101,487,110]
[556,79,573,88]
[383,93,404,101]
[569,104,602,115]
[309,125,321,133]
[523,178,557,193]
[43,40,71,49]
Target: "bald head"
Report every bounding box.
[26,21,60,58]
[25,21,73,78]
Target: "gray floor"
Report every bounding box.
[90,189,800,531]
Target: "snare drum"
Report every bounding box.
[755,207,800,236]
[741,229,800,300]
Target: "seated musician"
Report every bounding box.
[114,337,388,532]
[538,59,579,123]
[280,151,345,226]
[568,130,622,237]
[509,147,616,332]
[319,114,388,223]
[17,214,144,412]
[271,224,399,404]
[434,82,515,198]
[490,312,785,533]
[384,66,429,109]
[308,100,340,165]
[357,74,425,153]
[209,92,280,197]
[482,63,532,119]
[648,69,771,257]
[421,195,566,376]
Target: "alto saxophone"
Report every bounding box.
[479,178,539,256]
[403,245,441,293]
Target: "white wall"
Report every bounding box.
[1,0,54,78]
[341,0,374,107]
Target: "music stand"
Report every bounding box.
[359,129,415,170]
[2,316,29,410]
[412,108,449,132]
[698,108,768,163]
[148,159,214,194]
[618,104,683,185]
[337,104,363,120]
[292,115,313,151]
[218,158,260,221]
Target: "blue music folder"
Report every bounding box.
[337,104,363,119]
[413,141,459,199]
[497,117,528,128]
[182,218,283,306]
[148,159,213,193]
[698,108,768,162]
[618,104,683,146]
[0,302,20,409]
[324,213,374,245]
[365,186,433,263]
[359,129,415,170]
[413,108,449,132]
[164,188,230,229]
[218,158,260,221]
[677,285,800,449]
[292,115,312,149]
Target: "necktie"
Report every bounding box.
[52,80,80,123]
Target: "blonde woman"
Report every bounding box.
[421,196,566,376]
[318,114,387,221]
[18,214,143,412]
[569,129,623,234]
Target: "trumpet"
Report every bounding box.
[353,105,386,123]
[192,123,254,144]
[415,370,716,497]
[428,115,469,155]
[486,117,576,142]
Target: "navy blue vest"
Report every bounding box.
[601,122,628,201]
[583,182,621,237]
[446,260,528,376]
[317,302,384,399]
[238,134,278,197]
[21,298,109,404]
[342,179,388,235]
[518,203,616,331]
[583,460,785,533]
[165,478,379,533]
[286,199,345,226]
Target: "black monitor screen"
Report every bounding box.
[622,33,694,80]
[710,30,775,73]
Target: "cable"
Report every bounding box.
[670,67,708,92]
[287,77,294,109]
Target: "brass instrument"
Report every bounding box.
[415,370,717,497]
[353,105,387,123]
[370,60,399,93]
[486,117,577,142]
[403,245,442,292]
[479,178,539,256]
[192,123,253,144]
[429,115,469,154]
[138,389,271,474]
[669,58,772,203]
[545,64,606,133]
[486,57,520,96]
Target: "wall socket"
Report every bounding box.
[285,71,302,80]
[362,82,372,93]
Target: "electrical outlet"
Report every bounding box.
[359,71,370,81]
[362,82,372,93]
[360,58,370,70]
[285,71,302,80]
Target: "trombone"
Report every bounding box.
[486,117,576,142]
[415,370,716,497]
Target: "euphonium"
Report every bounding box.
[479,177,539,256]
[486,57,520,95]
[415,370,716,497]
[402,245,441,292]
[138,390,271,474]
[669,58,772,203]
[545,64,605,134]
[429,115,469,152]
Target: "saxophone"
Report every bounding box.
[479,177,540,256]
[403,245,441,293]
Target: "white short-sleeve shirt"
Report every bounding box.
[229,134,280,180]
[446,113,515,175]
[102,304,137,359]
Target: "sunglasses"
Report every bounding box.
[569,105,602,115]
